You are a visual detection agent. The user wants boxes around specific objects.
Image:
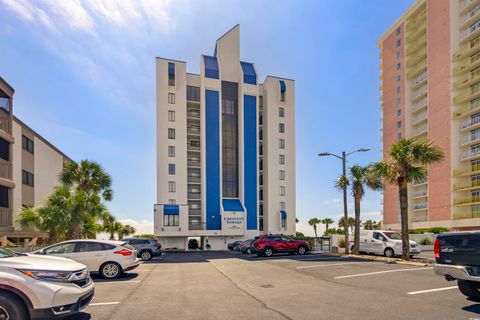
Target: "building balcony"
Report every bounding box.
[453,164,480,177]
[188,209,202,216]
[0,208,11,226]
[453,51,480,76]
[412,211,428,223]
[460,131,480,146]
[406,8,426,32]
[460,148,480,161]
[453,68,480,91]
[0,111,11,135]
[460,0,480,16]
[187,161,200,168]
[412,71,427,90]
[412,189,428,199]
[454,36,480,61]
[406,46,427,69]
[453,180,480,192]
[406,59,427,80]
[187,145,200,152]
[412,202,428,211]
[406,22,427,44]
[406,34,427,56]
[411,123,428,137]
[412,177,428,187]
[189,222,206,230]
[188,176,201,183]
[0,159,12,181]
[460,116,480,131]
[460,19,480,44]
[187,193,201,200]
[453,87,480,105]
[187,111,200,119]
[412,97,427,113]
[453,210,480,220]
[412,110,428,126]
[460,4,480,29]
[453,195,480,206]
[187,127,200,135]
[411,85,427,103]
[452,102,480,119]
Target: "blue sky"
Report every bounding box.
[0,0,415,235]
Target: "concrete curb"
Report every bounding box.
[343,254,433,266]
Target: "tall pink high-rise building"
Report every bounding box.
[380,0,480,231]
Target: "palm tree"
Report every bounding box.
[371,138,443,259]
[118,224,136,240]
[363,220,374,230]
[60,160,113,239]
[321,218,334,234]
[308,218,320,239]
[348,165,382,254]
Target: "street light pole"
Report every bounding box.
[318,148,370,255]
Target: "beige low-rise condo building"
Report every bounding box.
[380,0,480,231]
[0,76,70,245]
[154,25,296,250]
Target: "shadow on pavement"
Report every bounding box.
[91,272,139,283]
[463,302,480,314]
[64,312,91,320]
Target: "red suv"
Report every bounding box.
[252,235,309,257]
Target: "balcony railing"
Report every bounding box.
[412,123,428,136]
[188,176,201,183]
[453,210,480,220]
[189,222,206,230]
[460,116,480,130]
[411,85,428,102]
[187,193,201,200]
[460,148,480,160]
[413,202,427,211]
[412,190,428,198]
[460,0,480,14]
[453,179,480,191]
[412,111,428,124]
[406,35,427,56]
[406,9,426,32]
[412,97,427,113]
[187,127,200,135]
[412,177,428,186]
[453,164,480,176]
[0,208,11,226]
[461,4,480,27]
[413,211,428,222]
[413,71,427,86]
[406,22,426,44]
[187,111,200,118]
[0,111,11,134]
[460,131,480,145]
[187,161,200,167]
[454,195,480,205]
[188,209,202,216]
[0,159,12,180]
[461,19,480,41]
[407,47,427,69]
[454,35,480,61]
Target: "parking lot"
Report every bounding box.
[67,251,480,320]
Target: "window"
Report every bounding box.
[168,181,176,193]
[396,98,401,105]
[279,107,285,117]
[0,138,8,161]
[128,239,150,245]
[396,63,401,70]
[189,203,200,210]
[222,81,239,198]
[168,164,175,175]
[168,199,176,204]
[397,121,402,128]
[168,93,175,104]
[0,186,9,208]
[280,186,285,196]
[168,110,175,122]
[163,214,179,227]
[168,128,175,139]
[190,140,200,147]
[168,146,175,157]
[22,135,34,154]
[280,170,285,180]
[186,86,200,102]
[279,155,285,165]
[397,109,401,116]
[280,202,286,211]
[396,75,401,82]
[78,242,108,252]
[45,243,76,255]
[396,27,401,35]
[279,123,285,133]
[396,51,400,59]
[281,217,287,228]
[396,86,400,94]
[22,170,34,187]
[279,139,285,149]
[397,132,402,140]
[280,91,285,102]
[396,39,401,47]
[168,62,175,86]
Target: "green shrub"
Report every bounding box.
[338,238,346,248]
[420,237,433,245]
[133,234,155,239]
[428,227,449,234]
[325,228,344,235]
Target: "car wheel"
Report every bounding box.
[384,248,394,258]
[297,245,307,255]
[100,262,122,279]
[140,250,153,261]
[264,247,274,257]
[246,248,252,254]
[458,280,480,300]
[0,292,28,320]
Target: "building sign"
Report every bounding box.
[222,211,244,234]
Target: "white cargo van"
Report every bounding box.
[349,230,421,258]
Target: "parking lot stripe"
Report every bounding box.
[95,280,141,284]
[297,262,367,269]
[334,267,433,279]
[89,302,120,306]
[407,286,457,295]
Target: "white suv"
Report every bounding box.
[0,247,94,319]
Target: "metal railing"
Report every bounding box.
[453,210,480,220]
[0,208,12,226]
[453,164,480,176]
[461,19,480,41]
[412,123,428,136]
[461,148,480,160]
[412,110,427,124]
[461,131,480,145]
[187,127,200,134]
[187,111,200,118]
[461,4,480,25]
[188,193,201,200]
[187,161,200,167]
[454,179,480,191]
[189,222,206,230]
[412,97,427,112]
[461,0,479,13]
[460,116,480,130]
[454,195,480,205]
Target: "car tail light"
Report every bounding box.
[434,239,440,260]
[155,243,161,248]
[114,249,133,256]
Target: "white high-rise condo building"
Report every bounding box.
[154,25,296,250]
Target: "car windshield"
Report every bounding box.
[383,232,402,240]
[0,248,17,258]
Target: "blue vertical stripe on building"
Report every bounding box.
[244,95,257,230]
[206,90,221,230]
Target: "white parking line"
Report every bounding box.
[297,262,367,269]
[95,280,141,284]
[89,302,120,306]
[334,267,433,279]
[407,286,457,295]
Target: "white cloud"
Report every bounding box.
[2,0,35,21]
[118,219,153,235]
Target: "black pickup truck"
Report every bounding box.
[434,231,480,300]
